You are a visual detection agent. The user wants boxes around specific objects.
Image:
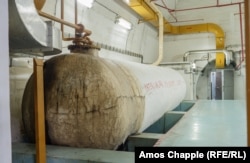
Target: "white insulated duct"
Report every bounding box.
[183,49,232,66]
[9,0,62,56]
[22,54,186,150]
[145,0,164,66]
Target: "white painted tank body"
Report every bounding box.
[22,53,186,150]
[112,58,187,132]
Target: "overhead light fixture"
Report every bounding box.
[78,0,94,8]
[115,16,132,30]
[123,0,130,4]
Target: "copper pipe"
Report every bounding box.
[160,0,177,22]
[34,0,46,10]
[244,0,250,147]
[75,0,77,36]
[60,0,75,41]
[59,0,91,40]
[38,10,83,31]
[61,0,65,40]
[75,0,77,34]
[61,0,76,40]
[156,1,244,13]
[82,28,92,38]
[239,3,244,62]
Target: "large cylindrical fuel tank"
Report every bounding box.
[22,53,186,150]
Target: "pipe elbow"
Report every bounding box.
[207,23,224,37]
[34,0,46,10]
[207,23,225,49]
[183,52,190,61]
[223,50,231,66]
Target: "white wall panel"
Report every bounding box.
[161,0,245,99]
[164,33,215,62]
[42,0,159,63]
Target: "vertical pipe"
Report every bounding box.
[239,3,244,63]
[244,0,250,146]
[235,3,244,70]
[75,0,77,24]
[61,0,65,40]
[145,0,164,66]
[59,0,91,40]
[192,72,196,100]
[75,0,77,36]
[34,59,46,163]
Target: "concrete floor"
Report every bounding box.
[12,143,134,163]
[12,100,247,162]
[155,100,247,147]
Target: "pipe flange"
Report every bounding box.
[68,44,100,54]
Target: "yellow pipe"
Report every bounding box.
[215,52,225,68]
[128,0,157,23]
[207,23,225,49]
[126,0,225,49]
[171,23,225,49]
